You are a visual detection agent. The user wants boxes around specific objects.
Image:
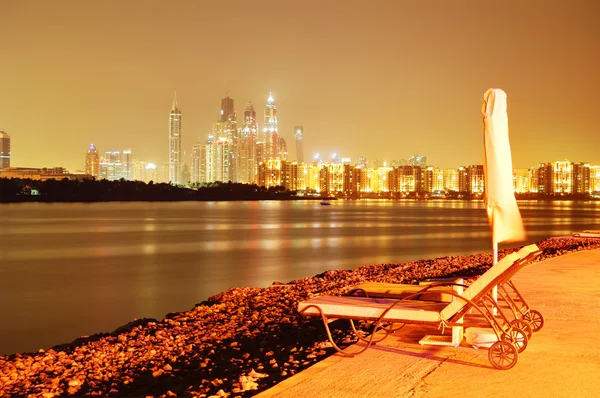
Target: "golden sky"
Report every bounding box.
[1,0,598,171]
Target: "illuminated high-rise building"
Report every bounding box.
[237,102,258,183]
[169,92,182,185]
[84,144,99,178]
[550,161,572,194]
[590,165,600,193]
[220,95,235,123]
[279,137,287,160]
[263,92,280,160]
[204,134,216,183]
[100,151,122,180]
[0,131,10,170]
[192,143,202,184]
[294,126,304,164]
[215,136,230,182]
[572,162,590,194]
[122,148,132,180]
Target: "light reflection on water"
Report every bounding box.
[0,200,598,355]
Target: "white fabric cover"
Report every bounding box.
[482,88,526,244]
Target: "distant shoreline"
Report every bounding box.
[1,196,598,204]
[1,177,597,203]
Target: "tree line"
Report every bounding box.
[0,178,297,202]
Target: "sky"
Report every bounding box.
[1,0,599,172]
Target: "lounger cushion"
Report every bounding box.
[349,282,457,303]
[299,295,447,323]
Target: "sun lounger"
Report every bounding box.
[346,244,543,340]
[299,251,532,370]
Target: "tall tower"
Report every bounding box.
[263,92,279,160]
[122,148,132,180]
[239,102,259,183]
[85,144,100,178]
[294,126,304,164]
[204,134,216,183]
[169,92,182,184]
[220,96,235,123]
[0,131,11,170]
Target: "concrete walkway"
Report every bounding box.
[257,249,600,398]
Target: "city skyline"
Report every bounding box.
[1,1,599,173]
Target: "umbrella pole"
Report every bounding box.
[493,242,498,315]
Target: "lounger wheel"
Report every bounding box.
[510,319,533,340]
[488,341,519,370]
[502,327,528,353]
[523,309,544,332]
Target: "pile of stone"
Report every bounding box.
[1,237,599,397]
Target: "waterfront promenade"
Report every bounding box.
[258,248,600,398]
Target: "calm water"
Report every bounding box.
[0,200,598,355]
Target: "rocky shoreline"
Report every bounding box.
[2,236,600,397]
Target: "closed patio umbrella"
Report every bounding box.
[482,88,526,301]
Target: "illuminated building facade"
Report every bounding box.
[0,131,10,170]
[572,162,590,194]
[263,93,280,160]
[457,165,484,195]
[514,168,533,193]
[294,126,304,164]
[84,144,100,178]
[122,148,132,180]
[279,137,287,160]
[257,159,281,188]
[281,161,300,191]
[192,143,202,184]
[550,161,572,194]
[204,134,216,183]
[215,137,230,182]
[237,102,258,184]
[443,169,459,192]
[432,168,444,192]
[0,167,90,181]
[169,92,182,185]
[421,166,434,193]
[590,166,600,193]
[389,166,422,194]
[220,95,237,181]
[100,151,122,180]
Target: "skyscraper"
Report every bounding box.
[263,93,280,160]
[85,144,100,178]
[122,148,132,180]
[192,143,202,184]
[220,95,235,123]
[0,131,11,170]
[100,151,122,180]
[238,102,258,183]
[204,134,216,183]
[294,126,304,164]
[169,92,182,185]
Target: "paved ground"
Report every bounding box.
[257,249,600,398]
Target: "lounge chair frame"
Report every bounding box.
[299,251,538,370]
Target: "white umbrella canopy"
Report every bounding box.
[482,88,526,249]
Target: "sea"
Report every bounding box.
[0,199,598,355]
